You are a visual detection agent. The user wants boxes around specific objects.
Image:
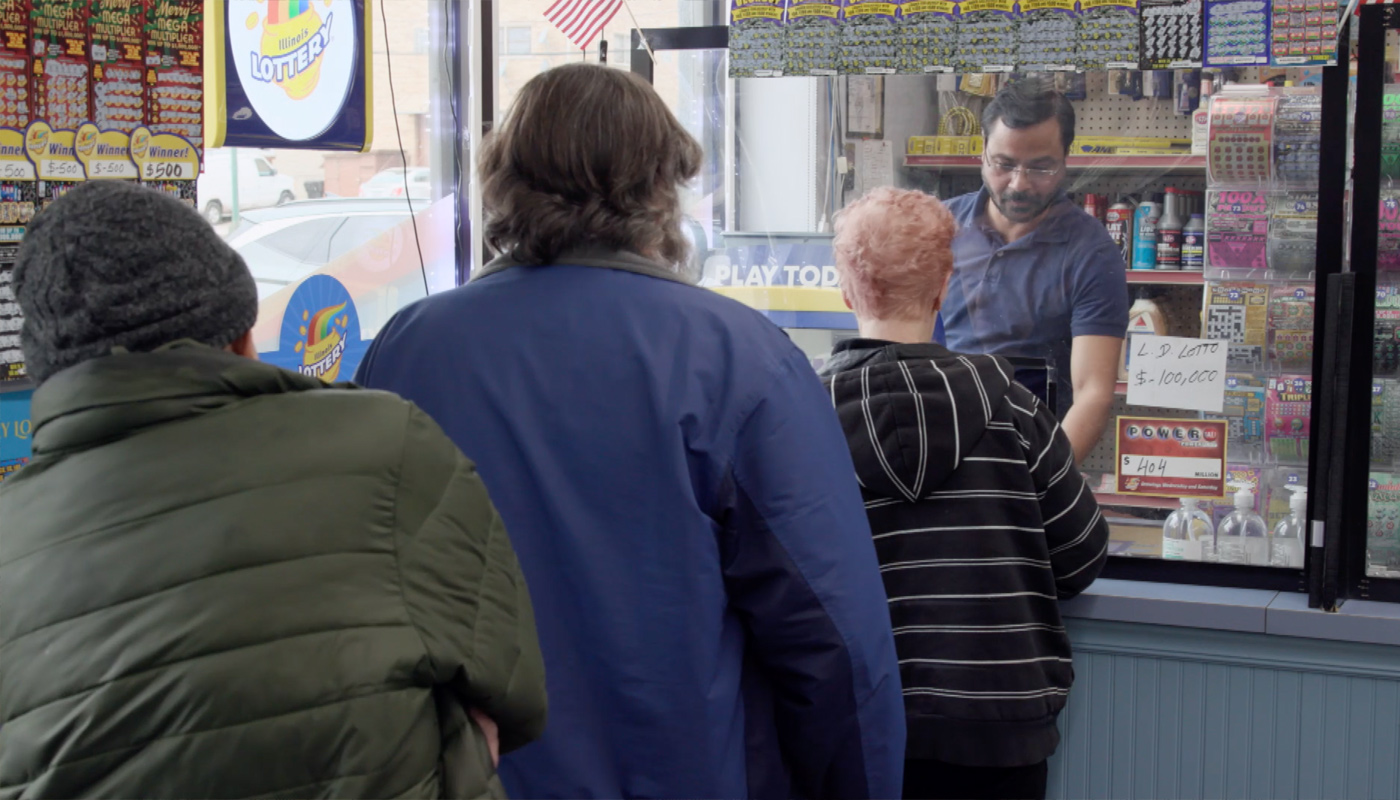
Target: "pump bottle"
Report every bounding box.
[1270,486,1307,569]
[1216,487,1269,564]
[1163,497,1212,561]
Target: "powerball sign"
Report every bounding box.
[1115,417,1229,499]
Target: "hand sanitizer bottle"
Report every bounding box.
[1270,486,1308,569]
[1163,497,1212,561]
[1218,487,1269,564]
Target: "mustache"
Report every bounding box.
[1000,191,1041,204]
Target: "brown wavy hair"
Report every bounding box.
[479,64,703,267]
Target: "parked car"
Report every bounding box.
[225,197,425,300]
[360,167,432,200]
[198,148,298,224]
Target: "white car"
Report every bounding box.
[360,167,431,200]
[198,149,298,224]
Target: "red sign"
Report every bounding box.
[1115,416,1229,499]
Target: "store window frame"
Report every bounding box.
[624,22,1364,601]
[1343,8,1400,606]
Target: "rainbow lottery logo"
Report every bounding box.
[229,0,358,141]
[267,275,368,383]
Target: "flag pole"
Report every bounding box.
[621,0,656,66]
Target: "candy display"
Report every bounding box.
[1140,0,1203,69]
[1204,0,1270,66]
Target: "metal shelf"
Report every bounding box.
[1126,270,1206,285]
[904,154,1205,172]
[1094,491,1182,511]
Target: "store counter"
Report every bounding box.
[1050,580,1400,799]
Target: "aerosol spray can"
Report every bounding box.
[1106,198,1135,266]
[1131,193,1164,270]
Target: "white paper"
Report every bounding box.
[1125,334,1229,413]
[856,139,894,198]
[847,76,883,136]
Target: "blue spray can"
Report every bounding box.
[1131,193,1164,270]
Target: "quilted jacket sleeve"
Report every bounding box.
[393,405,548,754]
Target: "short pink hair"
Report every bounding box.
[832,187,957,321]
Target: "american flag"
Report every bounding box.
[544,0,624,50]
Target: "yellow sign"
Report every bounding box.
[74,124,138,180]
[129,126,201,182]
[24,121,81,182]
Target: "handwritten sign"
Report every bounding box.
[1116,416,1229,499]
[1125,334,1228,413]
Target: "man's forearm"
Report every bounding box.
[1063,389,1114,463]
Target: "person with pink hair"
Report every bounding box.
[820,187,1109,800]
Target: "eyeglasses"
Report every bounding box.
[982,155,1063,181]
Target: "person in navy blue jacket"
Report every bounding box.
[355,63,905,800]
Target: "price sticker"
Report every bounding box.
[142,160,192,181]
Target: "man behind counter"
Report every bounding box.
[941,78,1129,462]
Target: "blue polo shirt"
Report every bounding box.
[939,187,1129,417]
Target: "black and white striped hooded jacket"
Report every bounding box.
[820,339,1109,769]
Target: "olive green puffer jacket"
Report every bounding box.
[0,343,547,798]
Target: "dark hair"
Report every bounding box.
[981,78,1076,154]
[479,64,703,267]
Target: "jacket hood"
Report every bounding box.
[821,340,1015,502]
[29,340,341,456]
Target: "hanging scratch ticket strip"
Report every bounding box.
[1205,281,1268,367]
[146,0,202,148]
[1207,95,1275,185]
[899,0,958,73]
[1270,0,1338,66]
[32,0,88,132]
[1078,0,1139,69]
[1140,0,1203,69]
[729,0,786,77]
[957,0,1018,72]
[0,0,30,130]
[787,0,841,76]
[842,1,899,74]
[1019,0,1077,71]
[1204,0,1269,66]
[89,0,145,134]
